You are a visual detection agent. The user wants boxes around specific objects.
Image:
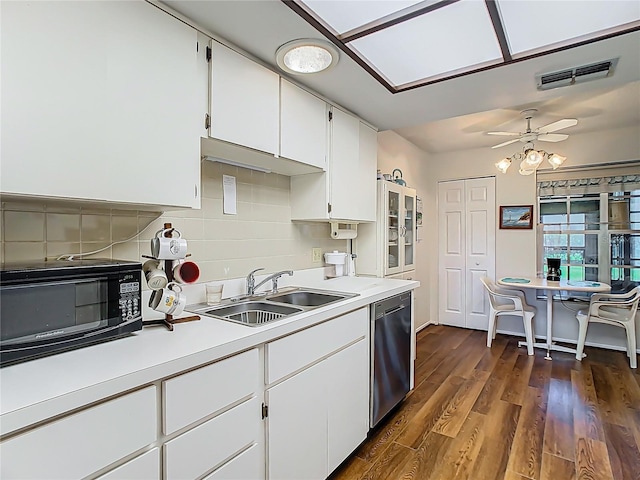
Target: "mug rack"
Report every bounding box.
[142,222,200,332]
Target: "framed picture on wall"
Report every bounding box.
[499,205,533,229]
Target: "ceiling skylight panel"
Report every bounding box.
[349,0,502,86]
[301,0,423,34]
[497,0,640,55]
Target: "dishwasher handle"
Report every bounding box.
[382,304,406,316]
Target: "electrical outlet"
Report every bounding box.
[312,248,322,263]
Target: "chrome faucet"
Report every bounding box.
[246,268,293,295]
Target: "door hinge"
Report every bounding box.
[328,110,333,121]
[261,403,268,419]
[205,113,211,130]
[206,46,212,62]
[328,203,332,213]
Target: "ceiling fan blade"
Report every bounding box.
[487,131,520,136]
[491,139,520,149]
[537,118,578,134]
[538,133,569,142]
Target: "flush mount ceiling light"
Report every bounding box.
[495,142,567,176]
[276,39,339,74]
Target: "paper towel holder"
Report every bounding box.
[330,222,358,239]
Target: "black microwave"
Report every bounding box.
[0,259,143,366]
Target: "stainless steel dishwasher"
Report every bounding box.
[370,291,412,428]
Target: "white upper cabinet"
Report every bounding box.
[205,45,326,176]
[209,41,280,155]
[280,79,328,170]
[290,107,377,222]
[0,1,202,209]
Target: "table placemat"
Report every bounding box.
[501,277,531,284]
[567,281,601,287]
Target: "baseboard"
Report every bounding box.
[416,321,435,333]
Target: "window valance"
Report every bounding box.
[537,161,640,197]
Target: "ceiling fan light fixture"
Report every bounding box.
[276,39,339,75]
[495,158,512,174]
[548,153,566,169]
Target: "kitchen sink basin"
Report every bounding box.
[266,291,348,307]
[187,287,358,327]
[199,301,304,326]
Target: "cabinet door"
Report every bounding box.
[280,79,327,170]
[402,190,416,272]
[267,361,328,480]
[210,41,279,154]
[326,339,369,474]
[329,108,360,220]
[1,1,201,208]
[357,122,378,222]
[385,182,404,276]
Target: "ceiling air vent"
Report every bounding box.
[536,58,618,91]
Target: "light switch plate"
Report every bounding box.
[312,248,322,263]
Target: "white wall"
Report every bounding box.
[422,125,640,351]
[377,131,431,329]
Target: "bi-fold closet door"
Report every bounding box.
[438,177,496,330]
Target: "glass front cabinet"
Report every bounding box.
[354,180,417,278]
[385,182,416,276]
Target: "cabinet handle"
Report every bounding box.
[195,184,198,198]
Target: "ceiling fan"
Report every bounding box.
[488,109,578,149]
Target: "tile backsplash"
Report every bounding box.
[1,160,345,283]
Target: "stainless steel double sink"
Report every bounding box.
[187,286,358,327]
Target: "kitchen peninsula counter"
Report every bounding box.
[1,275,418,436]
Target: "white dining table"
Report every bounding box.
[497,277,611,360]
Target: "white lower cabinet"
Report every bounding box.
[326,340,369,473]
[265,308,369,480]
[164,397,261,479]
[162,348,263,480]
[0,309,375,480]
[267,361,328,480]
[97,448,160,480]
[0,386,157,479]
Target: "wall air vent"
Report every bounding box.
[536,58,619,91]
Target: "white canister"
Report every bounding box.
[324,251,348,277]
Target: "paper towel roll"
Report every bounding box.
[330,222,358,239]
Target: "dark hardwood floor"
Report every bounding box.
[331,325,640,480]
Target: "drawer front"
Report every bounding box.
[0,386,156,479]
[98,448,160,480]
[163,348,259,434]
[266,307,368,384]
[164,397,260,480]
[204,443,262,480]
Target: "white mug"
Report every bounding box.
[149,282,186,316]
[172,259,200,284]
[151,228,188,260]
[142,259,168,290]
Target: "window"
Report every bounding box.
[538,189,640,295]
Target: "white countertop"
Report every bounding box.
[0,275,418,436]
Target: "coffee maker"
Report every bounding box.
[546,258,561,281]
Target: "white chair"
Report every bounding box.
[575,286,640,368]
[480,277,537,355]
